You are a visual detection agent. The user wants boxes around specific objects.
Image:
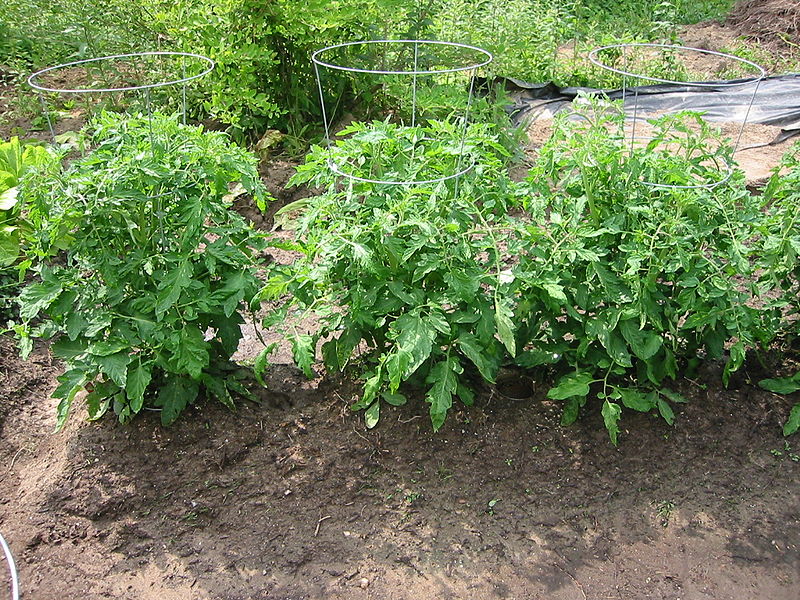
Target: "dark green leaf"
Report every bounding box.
[202,374,236,411]
[157,376,199,426]
[426,357,460,431]
[458,333,498,383]
[174,326,210,379]
[96,351,131,388]
[619,320,662,360]
[547,371,593,401]
[561,396,581,425]
[126,361,152,413]
[155,261,191,319]
[657,397,675,426]
[619,388,656,412]
[381,392,407,406]
[759,377,800,395]
[784,403,800,437]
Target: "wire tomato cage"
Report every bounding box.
[311,40,493,188]
[27,51,214,148]
[0,532,18,600]
[27,52,215,249]
[587,43,766,190]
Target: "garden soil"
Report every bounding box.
[1,331,799,600]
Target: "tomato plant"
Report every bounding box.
[16,112,270,429]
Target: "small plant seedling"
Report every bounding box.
[487,498,500,515]
[655,500,675,527]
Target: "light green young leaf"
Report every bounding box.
[494,300,516,357]
[542,282,567,303]
[392,313,434,377]
[52,368,88,432]
[253,343,277,387]
[784,403,800,437]
[365,400,380,429]
[291,333,316,379]
[19,280,63,321]
[602,400,622,446]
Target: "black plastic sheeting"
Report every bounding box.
[500,74,800,145]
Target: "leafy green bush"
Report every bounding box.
[755,143,800,436]
[262,104,772,443]
[516,100,765,443]
[1,0,157,73]
[260,119,527,429]
[16,112,270,429]
[0,137,58,266]
[0,137,59,321]
[145,0,433,137]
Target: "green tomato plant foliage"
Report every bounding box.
[263,99,779,444]
[260,118,528,430]
[0,137,60,321]
[517,98,766,443]
[15,112,270,430]
[755,143,800,436]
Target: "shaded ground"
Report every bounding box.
[1,331,799,600]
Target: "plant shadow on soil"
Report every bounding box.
[0,334,798,600]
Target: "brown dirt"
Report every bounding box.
[1,332,799,600]
[728,0,800,48]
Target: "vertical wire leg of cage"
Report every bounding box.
[38,93,56,143]
[630,86,640,155]
[182,56,187,125]
[453,72,477,200]
[0,532,19,600]
[411,42,419,129]
[733,79,763,155]
[313,61,334,175]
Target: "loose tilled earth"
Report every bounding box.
[2,6,800,599]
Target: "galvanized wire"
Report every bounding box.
[312,39,493,187]
[0,532,19,600]
[587,43,766,190]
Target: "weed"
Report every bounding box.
[487,498,500,515]
[654,500,675,527]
